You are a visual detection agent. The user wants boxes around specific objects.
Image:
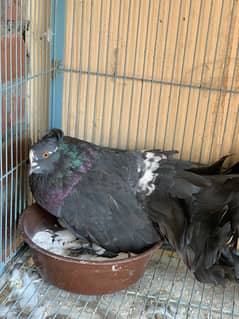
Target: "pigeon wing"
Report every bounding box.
[58,166,160,254]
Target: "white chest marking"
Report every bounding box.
[138,152,166,195]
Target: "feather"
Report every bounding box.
[32,228,136,260]
[187,155,230,175]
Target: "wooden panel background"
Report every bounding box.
[62,0,239,163]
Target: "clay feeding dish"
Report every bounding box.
[19,204,161,295]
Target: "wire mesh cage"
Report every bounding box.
[0,0,239,318]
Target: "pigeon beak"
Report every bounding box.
[29,167,34,175]
[29,163,40,175]
[29,150,39,175]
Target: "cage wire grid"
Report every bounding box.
[0,0,239,318]
[1,247,239,318]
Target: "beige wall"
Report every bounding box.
[62,0,239,164]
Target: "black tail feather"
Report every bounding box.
[187,155,230,175]
[224,161,239,175]
[148,154,239,285]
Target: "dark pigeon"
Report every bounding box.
[29,128,239,285]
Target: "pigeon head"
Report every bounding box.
[29,129,63,175]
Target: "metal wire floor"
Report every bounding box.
[0,247,239,319]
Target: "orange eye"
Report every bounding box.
[43,152,49,158]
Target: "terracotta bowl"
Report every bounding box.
[19,204,161,295]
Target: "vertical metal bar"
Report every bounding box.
[93,295,114,319]
[9,0,14,258]
[115,0,131,148]
[13,0,19,254]
[208,286,217,319]
[42,0,46,129]
[49,0,66,129]
[218,42,239,157]
[32,0,37,141]
[173,268,190,317]
[113,291,129,318]
[125,0,142,149]
[43,0,48,129]
[40,0,45,134]
[78,297,94,318]
[21,0,27,214]
[108,0,122,147]
[66,0,76,134]
[91,0,103,143]
[4,0,8,267]
[77,298,95,317]
[58,294,82,319]
[208,1,235,162]
[47,291,71,319]
[188,1,214,161]
[179,0,204,158]
[83,0,94,140]
[220,288,227,319]
[135,0,152,149]
[24,0,30,209]
[231,285,236,318]
[49,0,56,129]
[153,0,172,148]
[27,284,51,319]
[171,2,193,151]
[196,284,206,319]
[37,0,41,137]
[162,1,183,150]
[229,105,239,153]
[3,269,43,317]
[143,1,162,149]
[18,0,25,216]
[45,0,51,132]
[0,0,3,273]
[198,1,225,163]
[138,252,164,318]
[46,0,51,127]
[123,269,147,316]
[37,287,63,319]
[162,258,181,317]
[98,0,112,145]
[74,0,84,137]
[144,250,174,315]
[15,281,46,319]
[219,44,239,157]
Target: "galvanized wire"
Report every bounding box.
[66,0,77,134]
[0,0,52,273]
[188,1,214,161]
[197,1,225,163]
[134,0,152,150]
[1,247,238,318]
[83,0,94,141]
[207,0,236,163]
[74,0,85,138]
[108,0,123,147]
[219,42,239,158]
[91,0,104,144]
[0,3,2,271]
[152,0,172,149]
[125,0,142,149]
[162,0,184,150]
